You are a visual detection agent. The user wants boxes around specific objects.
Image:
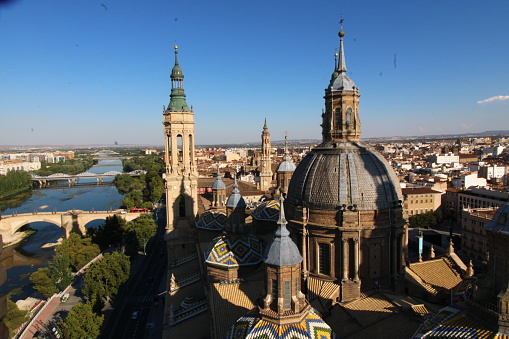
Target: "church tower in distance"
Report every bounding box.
[259,119,272,191]
[162,46,199,258]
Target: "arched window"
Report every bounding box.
[178,195,186,217]
[335,107,342,127]
[346,108,352,126]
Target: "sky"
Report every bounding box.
[1,0,508,146]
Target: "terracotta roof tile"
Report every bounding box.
[408,258,462,290]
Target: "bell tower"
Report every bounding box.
[322,20,361,143]
[162,46,198,252]
[259,119,272,191]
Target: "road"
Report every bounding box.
[99,208,168,339]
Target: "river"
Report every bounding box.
[0,158,125,301]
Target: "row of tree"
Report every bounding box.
[0,170,32,198]
[33,157,95,176]
[114,155,165,209]
[22,215,156,338]
[408,211,443,228]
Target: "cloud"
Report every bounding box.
[477,95,509,104]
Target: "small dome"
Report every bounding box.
[204,235,263,268]
[195,210,227,231]
[287,141,402,211]
[227,177,246,208]
[171,64,184,81]
[251,200,280,221]
[212,176,226,190]
[329,72,356,91]
[276,160,296,173]
[224,308,337,339]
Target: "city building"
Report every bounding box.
[402,187,443,216]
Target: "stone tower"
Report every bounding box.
[211,167,226,209]
[276,135,296,197]
[162,46,198,258]
[286,24,406,302]
[259,119,272,191]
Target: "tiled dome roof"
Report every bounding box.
[287,140,402,211]
[195,210,227,231]
[251,200,280,221]
[204,235,263,268]
[223,308,337,339]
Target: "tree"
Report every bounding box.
[83,252,130,300]
[408,211,441,228]
[49,252,73,291]
[1,300,29,338]
[125,217,157,255]
[55,233,100,271]
[30,267,58,298]
[63,302,103,339]
[88,215,127,250]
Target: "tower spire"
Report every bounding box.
[323,19,361,142]
[168,45,190,112]
[337,17,347,72]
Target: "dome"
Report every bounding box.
[251,200,280,221]
[287,140,402,211]
[196,210,227,231]
[212,175,226,190]
[223,308,337,339]
[276,159,296,173]
[329,73,356,91]
[171,64,183,79]
[204,235,263,268]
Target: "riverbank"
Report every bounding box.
[2,227,38,248]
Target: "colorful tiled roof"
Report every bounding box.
[205,235,263,268]
[251,200,280,221]
[223,308,337,339]
[196,210,227,231]
[419,305,509,339]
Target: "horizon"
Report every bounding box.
[1,1,508,145]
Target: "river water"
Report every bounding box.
[0,158,124,301]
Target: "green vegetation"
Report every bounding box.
[408,211,443,228]
[55,233,101,271]
[88,214,157,255]
[87,215,127,250]
[63,302,103,339]
[114,154,165,209]
[83,252,130,300]
[32,157,95,176]
[30,234,100,297]
[125,217,157,255]
[1,300,29,338]
[0,170,32,199]
[30,267,58,298]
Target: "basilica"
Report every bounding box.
[159,26,477,339]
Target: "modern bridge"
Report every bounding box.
[0,210,144,244]
[30,170,146,187]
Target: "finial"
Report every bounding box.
[174,45,179,65]
[339,15,345,37]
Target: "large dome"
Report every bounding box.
[286,140,402,211]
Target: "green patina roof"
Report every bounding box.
[167,46,191,112]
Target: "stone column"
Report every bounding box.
[342,238,348,281]
[353,238,359,281]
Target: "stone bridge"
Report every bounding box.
[0,210,143,243]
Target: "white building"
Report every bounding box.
[451,172,487,189]
[428,153,460,165]
[0,161,41,175]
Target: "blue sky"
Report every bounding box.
[1,0,508,146]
